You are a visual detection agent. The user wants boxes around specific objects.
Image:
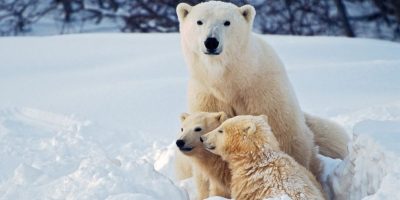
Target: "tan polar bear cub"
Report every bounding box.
[176,112,231,199]
[201,115,326,200]
[176,1,349,179]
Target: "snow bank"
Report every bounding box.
[0,34,399,199]
[0,108,187,200]
[326,132,400,200]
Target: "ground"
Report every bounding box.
[0,34,399,200]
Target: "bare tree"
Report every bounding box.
[334,0,355,37]
[0,0,399,41]
[0,0,56,35]
[348,0,400,40]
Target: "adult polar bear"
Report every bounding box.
[176,1,349,181]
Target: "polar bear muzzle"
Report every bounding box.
[176,139,193,152]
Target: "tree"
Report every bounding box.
[0,0,399,41]
[334,0,355,37]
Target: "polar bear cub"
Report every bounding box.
[176,112,231,199]
[201,115,325,200]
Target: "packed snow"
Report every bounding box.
[0,34,399,200]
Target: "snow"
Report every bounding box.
[0,108,187,200]
[0,33,399,199]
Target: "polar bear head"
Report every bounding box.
[201,115,280,160]
[176,112,227,155]
[176,1,255,57]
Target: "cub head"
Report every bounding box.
[201,115,280,160]
[176,1,255,57]
[176,112,227,155]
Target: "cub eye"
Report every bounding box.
[224,21,230,26]
[194,127,202,132]
[218,130,223,133]
[181,128,183,132]
[197,20,203,25]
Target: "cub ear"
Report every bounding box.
[259,115,269,123]
[259,115,272,131]
[215,112,228,123]
[176,3,192,22]
[180,113,189,122]
[243,121,256,134]
[239,5,256,24]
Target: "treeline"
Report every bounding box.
[0,0,399,41]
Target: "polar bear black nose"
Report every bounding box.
[176,139,185,148]
[204,37,219,51]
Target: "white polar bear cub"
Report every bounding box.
[176,1,349,181]
[201,115,325,200]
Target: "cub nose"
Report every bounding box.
[176,139,185,148]
[204,37,219,51]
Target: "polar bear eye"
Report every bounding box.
[224,21,230,27]
[181,128,183,132]
[194,127,202,132]
[218,130,223,133]
[197,20,203,25]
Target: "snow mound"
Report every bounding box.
[327,132,400,200]
[0,108,187,200]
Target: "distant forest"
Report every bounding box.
[0,0,399,41]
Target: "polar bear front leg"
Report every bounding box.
[209,180,230,198]
[188,82,234,115]
[194,169,210,200]
[188,88,220,113]
[175,150,192,180]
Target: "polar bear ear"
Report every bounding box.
[259,115,273,132]
[239,5,256,24]
[259,115,269,123]
[176,3,192,22]
[215,112,228,123]
[180,113,189,122]
[243,121,257,134]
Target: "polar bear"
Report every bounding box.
[201,115,325,200]
[176,1,349,179]
[176,112,231,199]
